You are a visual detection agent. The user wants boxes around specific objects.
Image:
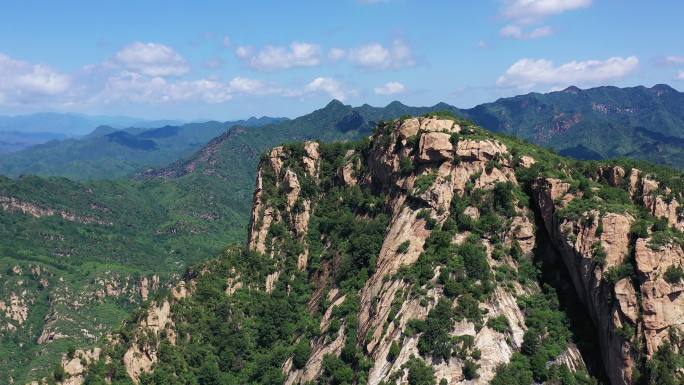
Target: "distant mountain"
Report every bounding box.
[0,112,188,153]
[462,84,684,169]
[4,94,684,382]
[0,116,288,180]
[141,100,450,181]
[0,131,67,154]
[0,112,185,135]
[3,84,684,180]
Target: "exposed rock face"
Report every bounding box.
[247,118,581,385]
[1,292,29,325]
[634,239,684,355]
[533,178,637,385]
[598,165,684,231]
[418,132,453,163]
[0,195,111,225]
[123,300,176,383]
[76,118,684,385]
[533,170,684,385]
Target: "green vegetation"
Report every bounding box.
[491,286,576,384]
[414,299,457,362]
[664,265,684,284]
[4,101,467,382]
[486,315,511,334]
[404,356,436,385]
[7,102,684,385]
[413,172,437,195]
[463,84,684,170]
[0,118,281,180]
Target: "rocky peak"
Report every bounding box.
[71,115,684,385]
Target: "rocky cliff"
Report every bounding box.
[533,165,684,385]
[59,114,684,385]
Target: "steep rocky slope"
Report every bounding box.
[533,165,684,384]
[2,101,457,384]
[52,114,684,385]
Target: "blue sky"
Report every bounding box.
[0,0,682,120]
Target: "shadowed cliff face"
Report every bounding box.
[532,166,684,385]
[53,115,684,385]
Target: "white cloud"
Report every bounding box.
[204,58,225,69]
[235,46,253,59]
[0,53,70,105]
[303,77,354,101]
[229,77,264,93]
[500,25,554,39]
[328,48,347,61]
[95,72,232,104]
[374,81,406,95]
[235,42,321,70]
[665,56,684,65]
[499,0,590,40]
[497,56,639,89]
[502,0,592,23]
[112,42,189,77]
[345,39,415,70]
[678,71,684,80]
[222,36,231,48]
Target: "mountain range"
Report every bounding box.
[2,85,684,384]
[0,113,191,154]
[462,84,684,168]
[0,101,443,384]
[0,116,286,180]
[49,114,684,385]
[1,84,684,181]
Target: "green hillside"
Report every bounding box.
[464,84,684,168]
[0,101,450,384]
[0,117,285,180]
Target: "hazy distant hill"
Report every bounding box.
[0,116,287,180]
[0,112,185,135]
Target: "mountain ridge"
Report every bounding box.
[71,114,684,385]
[4,84,684,181]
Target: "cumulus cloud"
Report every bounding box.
[112,42,189,77]
[497,56,639,89]
[498,0,591,40]
[302,77,354,100]
[229,77,266,93]
[374,81,406,95]
[500,25,554,40]
[328,48,347,61]
[339,39,414,70]
[235,42,321,70]
[0,53,71,105]
[663,55,684,65]
[502,0,592,23]
[0,41,360,109]
[94,72,233,104]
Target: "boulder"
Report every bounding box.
[418,132,453,163]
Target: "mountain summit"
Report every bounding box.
[74,114,684,385]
